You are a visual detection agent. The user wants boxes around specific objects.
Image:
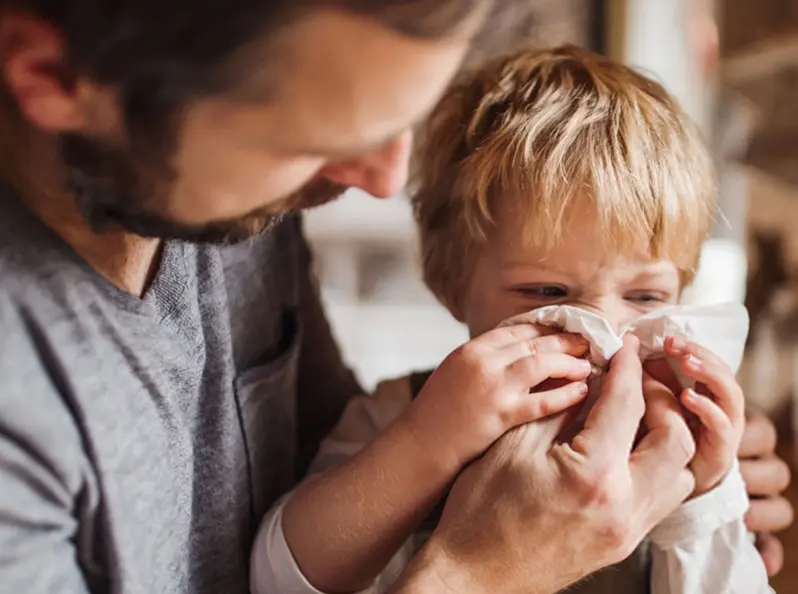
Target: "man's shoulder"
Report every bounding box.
[0,196,84,303]
[0,198,90,393]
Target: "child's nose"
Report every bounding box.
[317,132,412,199]
[570,302,624,334]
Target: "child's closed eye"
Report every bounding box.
[512,284,569,300]
[625,291,669,304]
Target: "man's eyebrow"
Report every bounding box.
[295,115,426,159]
[306,136,397,159]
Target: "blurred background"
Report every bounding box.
[304,2,798,587]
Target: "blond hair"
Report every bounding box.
[412,44,717,316]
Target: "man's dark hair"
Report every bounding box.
[28,1,485,101]
[20,0,483,140]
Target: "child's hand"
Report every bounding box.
[664,336,746,497]
[405,324,592,473]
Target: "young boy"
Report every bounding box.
[252,45,772,593]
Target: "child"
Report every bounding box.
[252,45,772,594]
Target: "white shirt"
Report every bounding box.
[251,376,774,594]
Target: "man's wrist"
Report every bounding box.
[390,538,550,594]
[389,541,476,594]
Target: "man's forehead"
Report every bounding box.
[250,8,475,156]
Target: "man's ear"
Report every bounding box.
[0,12,85,132]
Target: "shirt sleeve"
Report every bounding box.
[0,301,91,593]
[649,462,775,594]
[251,377,416,594]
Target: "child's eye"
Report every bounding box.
[515,285,569,299]
[626,292,666,304]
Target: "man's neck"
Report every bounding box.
[10,132,162,297]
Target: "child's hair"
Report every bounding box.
[411,44,717,316]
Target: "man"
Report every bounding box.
[0,2,790,593]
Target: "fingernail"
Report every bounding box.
[580,359,593,373]
[683,388,698,401]
[578,381,589,395]
[670,336,687,352]
[685,355,701,370]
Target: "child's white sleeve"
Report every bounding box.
[250,377,415,594]
[649,461,775,594]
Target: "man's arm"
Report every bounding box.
[0,429,90,593]
[0,303,90,593]
[293,216,364,478]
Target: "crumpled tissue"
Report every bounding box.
[499,303,750,385]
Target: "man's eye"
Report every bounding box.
[516,285,568,298]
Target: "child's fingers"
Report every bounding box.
[498,332,590,365]
[507,352,592,391]
[682,356,744,428]
[666,337,744,428]
[665,336,727,369]
[681,388,734,451]
[514,380,589,423]
[471,323,555,350]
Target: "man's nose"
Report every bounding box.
[318,131,412,199]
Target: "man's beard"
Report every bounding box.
[62,133,348,245]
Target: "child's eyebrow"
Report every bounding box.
[628,263,679,279]
[501,260,570,275]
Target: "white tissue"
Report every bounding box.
[499,302,750,376]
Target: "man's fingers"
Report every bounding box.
[632,381,696,493]
[745,496,795,534]
[643,358,681,394]
[755,533,785,577]
[740,457,792,497]
[513,381,588,424]
[508,352,592,390]
[740,409,778,458]
[573,335,643,456]
[499,332,590,364]
[642,371,684,428]
[633,465,695,528]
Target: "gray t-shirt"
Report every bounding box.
[0,192,361,594]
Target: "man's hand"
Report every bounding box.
[739,408,794,576]
[407,324,592,472]
[392,336,696,594]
